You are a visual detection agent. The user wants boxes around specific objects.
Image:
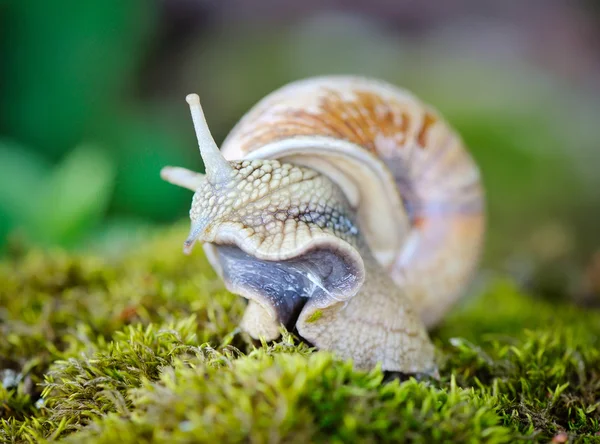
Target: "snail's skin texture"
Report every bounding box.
[161,76,484,375]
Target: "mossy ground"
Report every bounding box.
[1,226,599,443]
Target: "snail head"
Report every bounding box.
[160,93,366,332]
[161,93,361,260]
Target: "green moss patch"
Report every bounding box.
[1,227,599,442]
[305,310,323,323]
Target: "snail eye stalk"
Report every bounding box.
[185,93,233,184]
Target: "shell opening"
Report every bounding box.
[213,244,364,329]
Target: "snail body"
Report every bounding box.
[161,76,485,374]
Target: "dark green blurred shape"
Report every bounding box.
[105,110,195,221]
[0,0,196,250]
[0,141,114,247]
[0,0,154,158]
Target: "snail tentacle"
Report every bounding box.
[186,93,234,184]
[160,166,205,191]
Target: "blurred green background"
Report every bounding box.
[1,0,599,301]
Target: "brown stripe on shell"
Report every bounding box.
[228,87,420,156]
[416,112,437,148]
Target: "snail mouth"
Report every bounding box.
[214,244,363,330]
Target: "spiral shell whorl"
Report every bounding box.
[220,76,485,327]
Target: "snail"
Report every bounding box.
[161,76,484,375]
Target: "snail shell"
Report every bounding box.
[221,76,485,327]
[161,76,485,374]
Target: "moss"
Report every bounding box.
[1,226,599,443]
[435,281,600,441]
[305,310,323,323]
[60,356,511,444]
